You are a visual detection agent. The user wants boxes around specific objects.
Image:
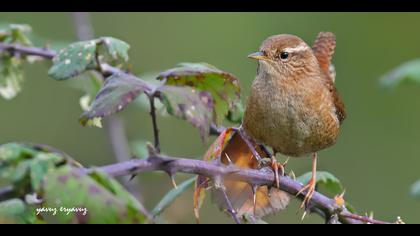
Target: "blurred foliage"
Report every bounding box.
[381,59,420,88]
[43,166,147,224]
[0,198,40,224]
[0,24,33,100]
[411,180,420,199]
[0,142,78,194]
[0,142,148,224]
[381,59,420,202]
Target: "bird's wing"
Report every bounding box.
[312,32,346,123]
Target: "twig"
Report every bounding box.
[209,123,225,136]
[340,212,392,225]
[148,95,160,153]
[0,42,155,94]
[0,43,55,59]
[0,186,14,201]
[72,12,94,41]
[218,187,241,224]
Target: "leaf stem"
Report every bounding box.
[218,187,241,224]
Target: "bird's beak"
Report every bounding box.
[248,52,268,61]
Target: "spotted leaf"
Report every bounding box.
[48,40,98,80]
[158,85,213,139]
[79,73,152,127]
[98,37,130,63]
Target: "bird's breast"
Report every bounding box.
[243,75,340,157]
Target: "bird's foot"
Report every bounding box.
[270,156,289,189]
[296,176,316,209]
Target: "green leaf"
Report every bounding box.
[48,40,98,80]
[43,166,146,224]
[297,171,343,196]
[157,62,241,125]
[0,24,33,46]
[98,37,130,63]
[380,59,420,88]
[79,73,151,127]
[0,56,24,100]
[9,24,33,46]
[0,24,35,100]
[0,199,37,224]
[48,37,130,81]
[29,153,63,191]
[0,142,36,163]
[151,177,196,217]
[159,86,213,139]
[226,102,244,124]
[130,140,149,159]
[410,179,420,199]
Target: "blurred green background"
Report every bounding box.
[1,12,420,224]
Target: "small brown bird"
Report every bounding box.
[243,32,346,208]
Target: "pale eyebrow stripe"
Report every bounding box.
[283,43,310,53]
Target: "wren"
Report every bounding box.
[243,32,346,208]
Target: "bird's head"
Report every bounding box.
[248,34,319,78]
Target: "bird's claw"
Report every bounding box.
[296,177,316,209]
[269,157,289,189]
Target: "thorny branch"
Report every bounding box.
[84,153,394,224]
[0,42,397,224]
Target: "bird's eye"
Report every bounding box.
[280,52,289,60]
